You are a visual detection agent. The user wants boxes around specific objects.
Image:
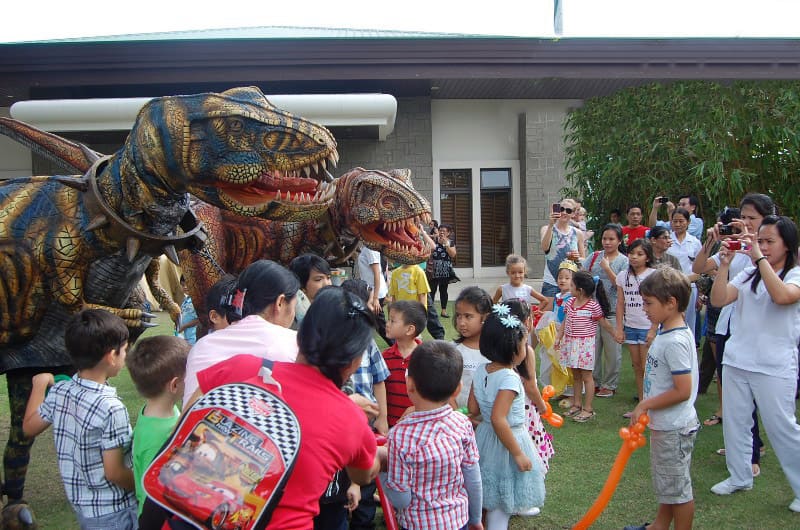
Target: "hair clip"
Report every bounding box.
[558,260,579,273]
[229,288,247,317]
[492,303,510,317]
[499,314,522,329]
[592,275,600,285]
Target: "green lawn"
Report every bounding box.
[2,305,799,529]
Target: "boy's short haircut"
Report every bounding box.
[639,267,691,312]
[205,273,238,319]
[407,341,463,402]
[126,335,190,398]
[64,309,129,370]
[389,300,427,336]
[288,253,332,288]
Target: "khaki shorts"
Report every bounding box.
[650,425,698,504]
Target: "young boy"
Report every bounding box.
[22,309,137,529]
[383,341,483,530]
[204,273,237,331]
[625,267,699,530]
[386,262,430,308]
[382,300,427,427]
[288,253,332,326]
[126,335,190,515]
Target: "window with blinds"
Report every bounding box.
[480,168,512,266]
[440,169,472,268]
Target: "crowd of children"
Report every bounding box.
[19,196,800,529]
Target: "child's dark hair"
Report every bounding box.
[288,253,332,289]
[205,274,237,321]
[298,287,374,388]
[388,300,427,336]
[407,341,463,402]
[341,278,371,304]
[64,309,129,370]
[504,299,534,381]
[745,215,798,293]
[639,267,691,312]
[572,271,611,316]
[626,238,654,270]
[231,260,299,321]
[126,335,190,398]
[479,305,527,364]
[453,286,493,344]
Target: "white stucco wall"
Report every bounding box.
[0,108,34,179]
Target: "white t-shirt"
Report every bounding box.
[616,268,655,329]
[711,252,751,335]
[500,283,538,304]
[667,232,702,274]
[357,247,388,299]
[182,315,298,404]
[455,342,489,408]
[723,266,800,379]
[644,326,699,431]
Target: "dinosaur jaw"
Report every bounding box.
[360,215,433,264]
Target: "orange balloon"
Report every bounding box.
[618,427,631,440]
[542,385,555,399]
[632,422,645,434]
[637,436,647,448]
[638,414,650,426]
[627,438,639,450]
[547,412,564,428]
[545,402,553,415]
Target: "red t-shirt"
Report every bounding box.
[382,339,421,427]
[622,225,649,245]
[197,355,376,530]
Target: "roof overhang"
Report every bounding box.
[10,93,398,140]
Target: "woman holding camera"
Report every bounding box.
[429,223,457,317]
[709,215,800,512]
[540,198,585,297]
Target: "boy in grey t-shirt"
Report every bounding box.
[624,268,699,530]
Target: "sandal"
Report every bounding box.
[565,406,582,417]
[573,410,595,422]
[703,414,723,426]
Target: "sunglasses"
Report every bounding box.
[560,207,574,214]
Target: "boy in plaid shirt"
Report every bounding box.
[23,309,137,530]
[382,341,483,530]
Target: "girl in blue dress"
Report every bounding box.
[468,303,546,529]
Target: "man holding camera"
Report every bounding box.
[648,195,705,239]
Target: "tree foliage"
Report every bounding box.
[563,81,800,228]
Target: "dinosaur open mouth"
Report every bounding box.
[364,214,433,258]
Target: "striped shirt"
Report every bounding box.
[382,339,421,427]
[387,405,479,530]
[38,376,136,518]
[563,297,604,338]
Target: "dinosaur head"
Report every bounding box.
[335,168,433,264]
[123,86,338,221]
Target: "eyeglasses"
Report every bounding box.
[560,207,574,214]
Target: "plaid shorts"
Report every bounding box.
[649,425,698,504]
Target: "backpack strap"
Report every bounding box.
[588,251,601,271]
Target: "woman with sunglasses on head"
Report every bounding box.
[709,215,800,513]
[648,225,682,271]
[540,198,585,298]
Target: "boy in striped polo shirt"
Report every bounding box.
[383,341,483,530]
[381,300,427,427]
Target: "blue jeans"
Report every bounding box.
[75,504,137,530]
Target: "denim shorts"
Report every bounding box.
[624,326,649,345]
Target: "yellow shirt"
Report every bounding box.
[387,265,430,307]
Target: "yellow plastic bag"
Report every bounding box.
[536,316,572,396]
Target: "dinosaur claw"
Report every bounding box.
[141,312,157,320]
[141,321,159,329]
[323,169,335,182]
[126,237,141,262]
[163,244,180,266]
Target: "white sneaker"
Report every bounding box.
[789,498,800,512]
[518,507,541,516]
[710,478,752,495]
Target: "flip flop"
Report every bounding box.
[573,410,595,422]
[565,406,582,417]
[703,414,723,426]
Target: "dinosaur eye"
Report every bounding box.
[228,118,244,133]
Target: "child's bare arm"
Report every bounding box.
[22,373,54,438]
[492,287,503,304]
[490,390,532,472]
[103,448,135,491]
[417,293,427,306]
[598,317,615,336]
[373,381,389,435]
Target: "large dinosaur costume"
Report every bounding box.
[0,86,338,517]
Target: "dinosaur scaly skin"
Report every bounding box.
[182,167,433,327]
[0,87,339,371]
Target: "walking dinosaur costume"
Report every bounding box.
[0,86,338,517]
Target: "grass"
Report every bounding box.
[3,305,799,529]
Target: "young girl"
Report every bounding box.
[540,261,577,387]
[614,239,657,418]
[468,304,545,529]
[453,286,494,409]
[506,299,554,479]
[493,254,547,306]
[556,271,614,422]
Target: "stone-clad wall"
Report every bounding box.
[337,97,433,206]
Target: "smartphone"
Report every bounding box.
[718,224,734,236]
[727,240,741,251]
[659,196,669,204]
[552,203,562,214]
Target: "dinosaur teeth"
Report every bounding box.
[86,214,109,232]
[163,245,180,266]
[328,154,337,168]
[286,191,292,201]
[319,159,326,171]
[126,237,141,263]
[303,166,312,178]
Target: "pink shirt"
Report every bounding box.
[387,405,479,530]
[182,315,298,404]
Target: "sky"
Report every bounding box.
[3,0,800,42]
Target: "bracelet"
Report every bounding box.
[755,256,768,266]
